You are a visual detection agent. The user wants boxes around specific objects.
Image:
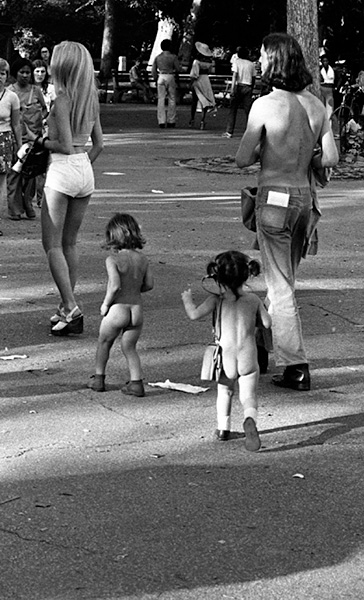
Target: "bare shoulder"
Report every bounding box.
[238,291,261,308]
[251,93,274,113]
[106,254,117,267]
[297,89,326,115]
[53,92,71,112]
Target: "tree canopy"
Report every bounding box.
[1,0,364,76]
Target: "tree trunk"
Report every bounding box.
[287,0,321,98]
[99,0,116,83]
[178,0,203,73]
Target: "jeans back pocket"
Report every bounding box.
[260,203,288,230]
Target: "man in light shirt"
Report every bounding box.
[151,39,180,128]
[222,47,255,138]
[320,55,335,119]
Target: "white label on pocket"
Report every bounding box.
[267,191,290,207]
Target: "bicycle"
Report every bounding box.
[330,83,362,155]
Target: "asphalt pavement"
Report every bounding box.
[1,102,364,600]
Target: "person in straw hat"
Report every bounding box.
[189,42,217,130]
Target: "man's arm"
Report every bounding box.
[151,58,158,82]
[230,71,237,96]
[235,98,265,167]
[313,110,339,168]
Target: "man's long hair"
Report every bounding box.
[261,33,313,92]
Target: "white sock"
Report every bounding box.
[216,383,233,431]
[217,415,231,431]
[244,407,258,423]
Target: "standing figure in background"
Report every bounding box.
[0,58,22,235]
[222,47,255,139]
[7,58,46,220]
[33,59,56,207]
[33,60,56,114]
[40,41,103,336]
[189,42,216,130]
[151,39,180,129]
[320,55,335,120]
[40,46,52,79]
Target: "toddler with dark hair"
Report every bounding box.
[182,250,271,451]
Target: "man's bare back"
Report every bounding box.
[236,88,338,187]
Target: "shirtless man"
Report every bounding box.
[236,33,338,390]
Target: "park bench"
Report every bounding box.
[111,70,233,104]
[111,70,262,105]
[111,69,145,103]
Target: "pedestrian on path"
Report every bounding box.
[189,42,217,130]
[236,33,339,391]
[7,57,47,220]
[151,39,180,128]
[88,213,154,396]
[40,41,103,336]
[32,59,56,208]
[320,55,335,120]
[0,57,22,235]
[182,250,271,451]
[222,47,255,138]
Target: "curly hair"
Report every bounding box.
[10,57,33,79]
[104,213,146,251]
[261,33,313,92]
[206,250,260,299]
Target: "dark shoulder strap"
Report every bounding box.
[213,297,222,341]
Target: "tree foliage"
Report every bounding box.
[2,0,364,75]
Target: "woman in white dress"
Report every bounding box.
[189,42,216,130]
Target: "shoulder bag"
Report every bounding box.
[200,297,223,381]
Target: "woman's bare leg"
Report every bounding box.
[42,187,90,313]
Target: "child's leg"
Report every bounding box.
[216,374,235,439]
[120,326,143,381]
[95,308,127,374]
[238,371,260,451]
[95,322,122,375]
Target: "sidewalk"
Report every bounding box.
[1,104,364,600]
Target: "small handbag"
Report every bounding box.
[21,138,49,179]
[201,297,223,381]
[241,186,257,232]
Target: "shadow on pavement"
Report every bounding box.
[2,445,363,599]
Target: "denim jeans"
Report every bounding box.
[226,84,253,135]
[256,186,313,366]
[7,169,36,218]
[157,74,177,125]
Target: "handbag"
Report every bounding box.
[241,186,257,231]
[201,297,223,381]
[21,139,49,179]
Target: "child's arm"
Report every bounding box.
[100,257,120,316]
[181,288,217,320]
[141,262,154,292]
[257,298,272,329]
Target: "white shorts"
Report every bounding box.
[45,152,94,197]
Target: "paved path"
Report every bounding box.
[1,104,364,600]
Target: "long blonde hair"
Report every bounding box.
[51,41,98,134]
